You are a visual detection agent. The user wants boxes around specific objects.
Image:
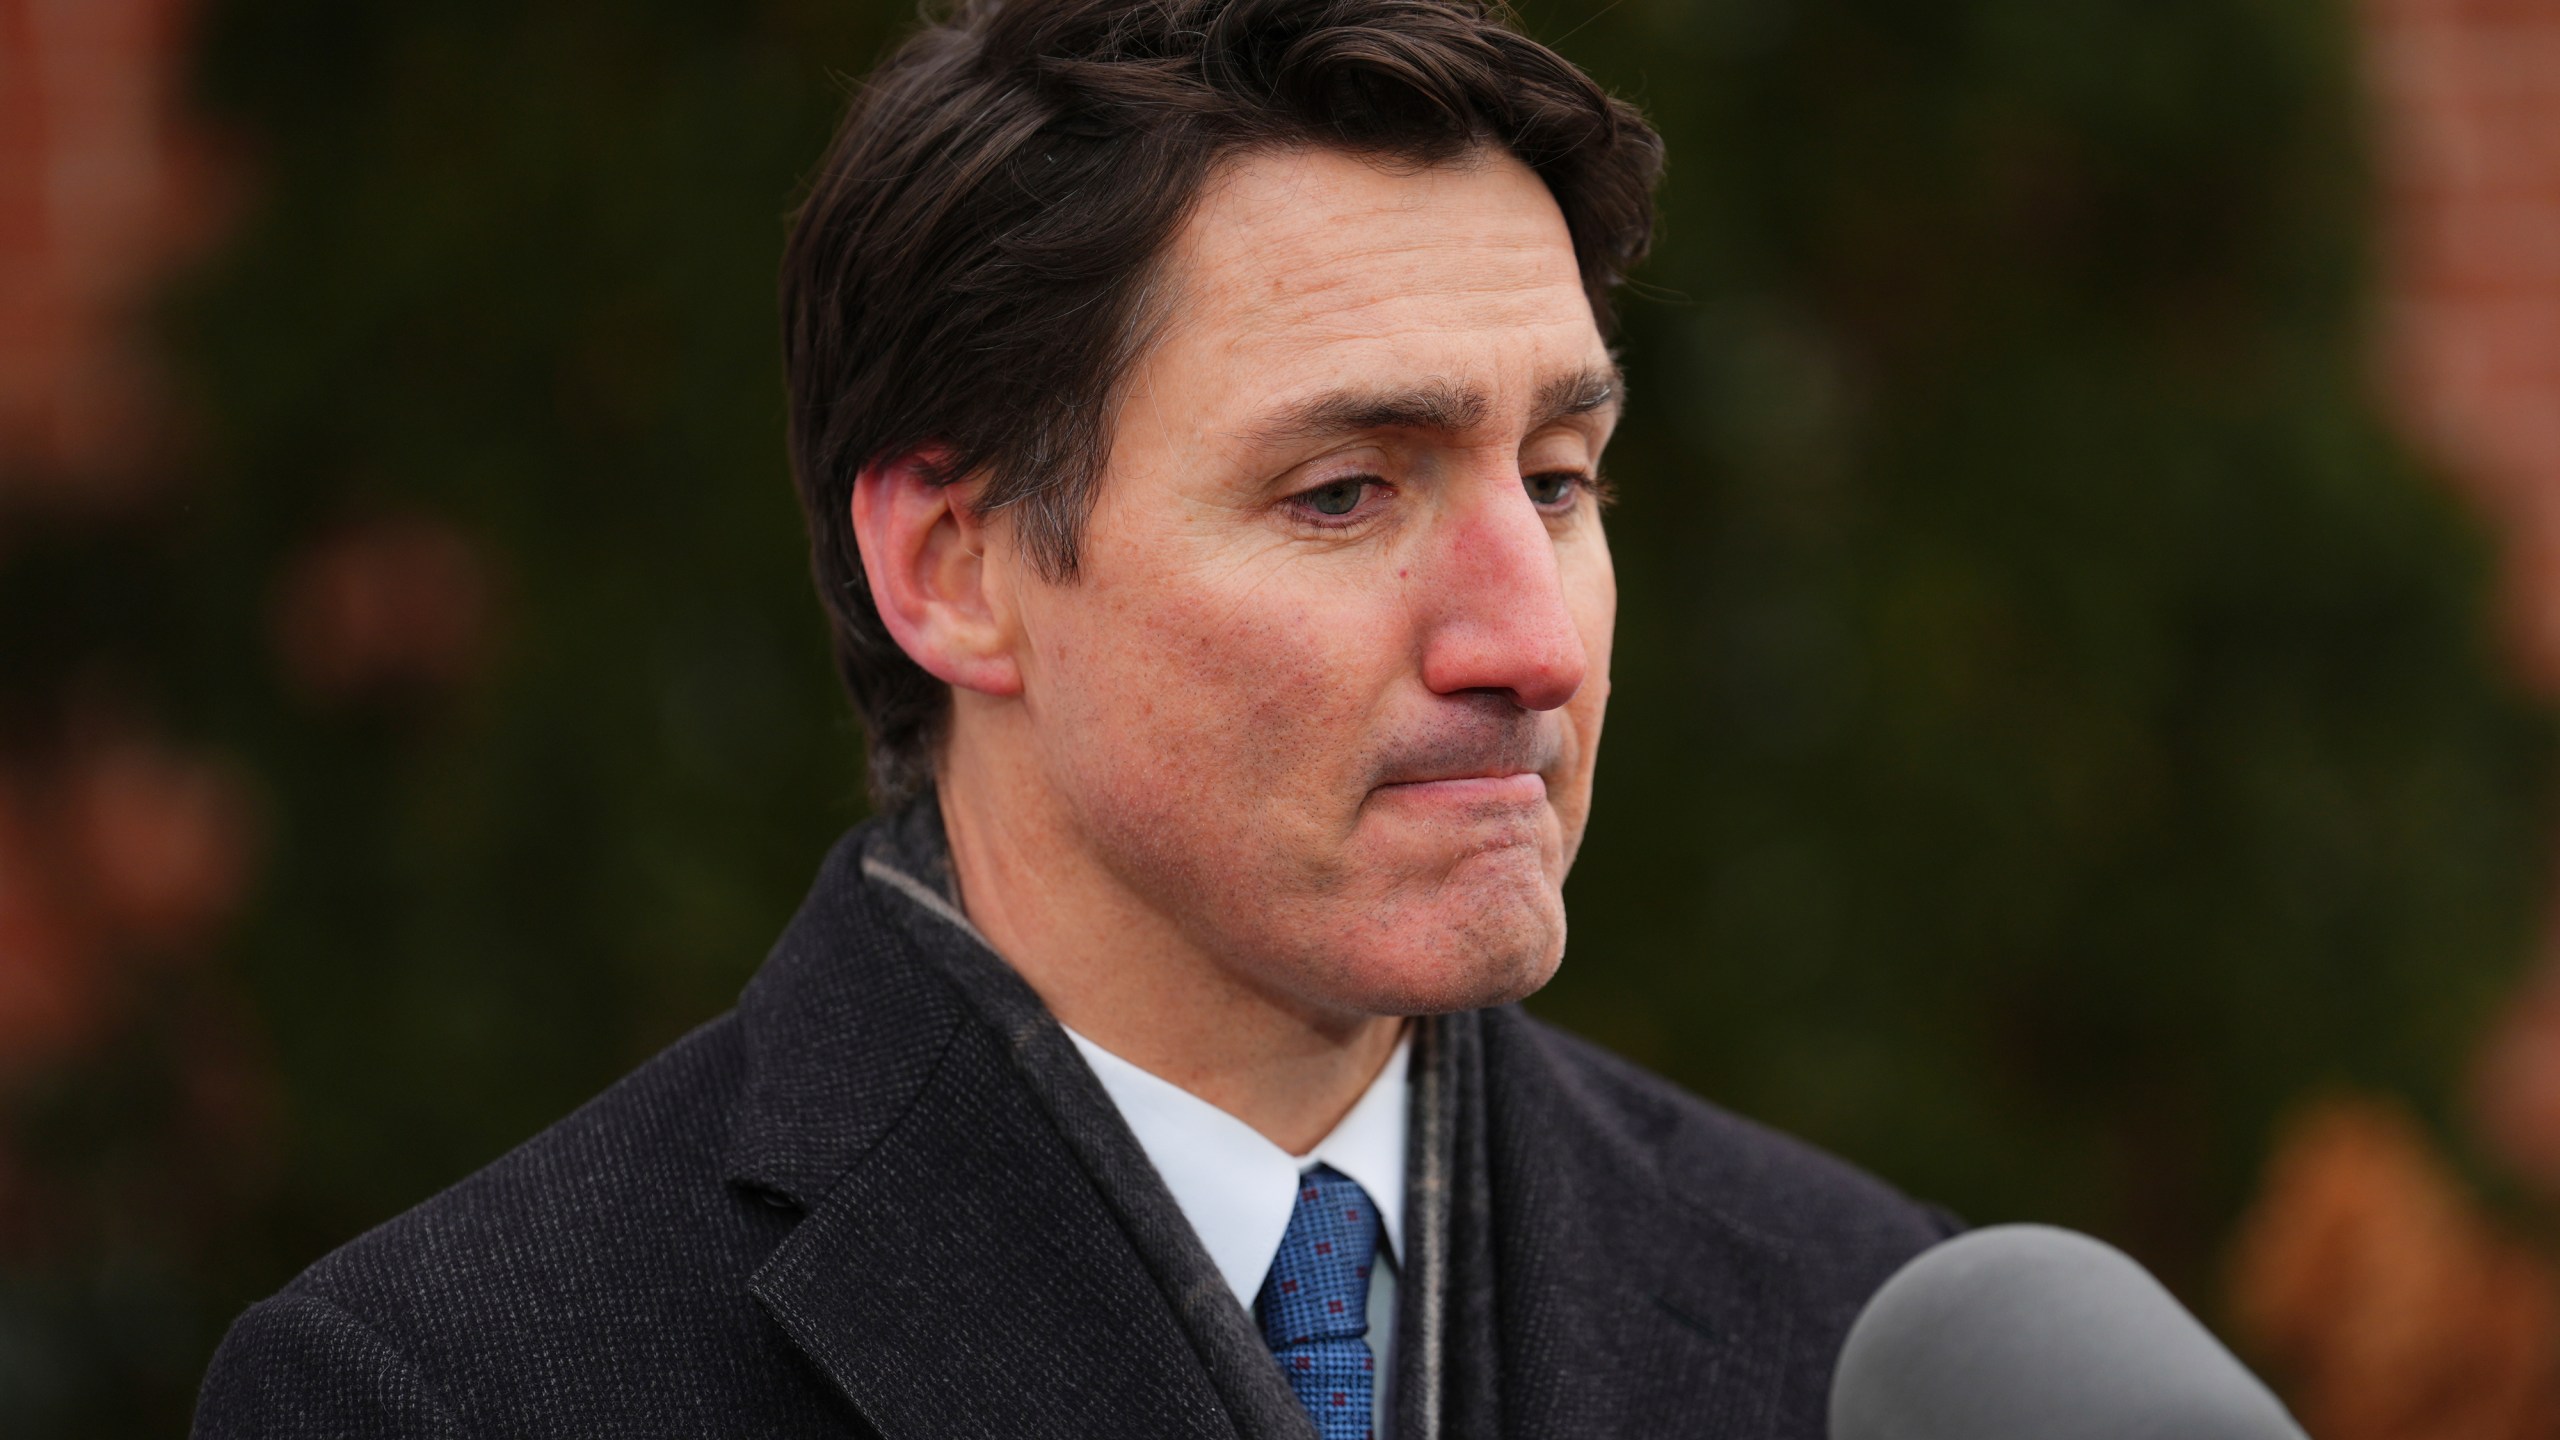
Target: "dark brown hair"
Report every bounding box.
[782,0,1663,807]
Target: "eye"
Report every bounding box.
[1524,470,1585,507]
[1299,477,1372,518]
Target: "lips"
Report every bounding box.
[1366,708,1565,797]
[1375,772,1549,802]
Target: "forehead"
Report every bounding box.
[1131,145,1606,431]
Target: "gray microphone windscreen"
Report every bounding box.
[1829,1224,2308,1440]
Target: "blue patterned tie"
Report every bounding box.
[1257,1165,1381,1440]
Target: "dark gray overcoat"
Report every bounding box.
[193,809,1955,1437]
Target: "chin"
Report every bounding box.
[1370,931,1562,1016]
[1306,871,1567,1017]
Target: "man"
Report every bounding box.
[195,1,1955,1435]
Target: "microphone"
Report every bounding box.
[1829,1224,2309,1440]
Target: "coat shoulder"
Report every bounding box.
[194,1289,465,1439]
[1489,1008,1959,1265]
[290,1011,765,1312]
[199,1015,812,1435]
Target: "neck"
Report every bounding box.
[934,746,1403,1156]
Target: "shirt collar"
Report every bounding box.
[1065,1024,1410,1312]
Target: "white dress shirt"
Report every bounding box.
[1064,1024,1410,1432]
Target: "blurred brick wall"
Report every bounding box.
[2370,0,2560,684]
[0,0,217,500]
[0,0,266,1160]
[2370,0,2560,1196]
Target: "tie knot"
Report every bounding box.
[1258,1165,1382,1351]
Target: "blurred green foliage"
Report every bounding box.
[0,0,2547,1432]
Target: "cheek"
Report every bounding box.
[1555,543,1616,828]
[1034,559,1402,820]
[1568,538,1616,723]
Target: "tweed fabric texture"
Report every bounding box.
[1259,1167,1383,1439]
[192,806,1959,1437]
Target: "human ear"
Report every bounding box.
[849,450,1024,697]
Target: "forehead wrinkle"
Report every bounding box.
[1193,195,1580,342]
[1243,240,1580,338]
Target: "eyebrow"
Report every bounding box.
[1536,362,1623,425]
[1241,361,1624,452]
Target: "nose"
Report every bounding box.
[1414,473,1590,712]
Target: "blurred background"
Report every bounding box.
[4,0,2559,1431]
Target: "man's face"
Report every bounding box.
[998,145,1618,1020]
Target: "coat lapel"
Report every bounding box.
[1468,1010,1808,1439]
[748,1016,1240,1437]
[726,826,1240,1438]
